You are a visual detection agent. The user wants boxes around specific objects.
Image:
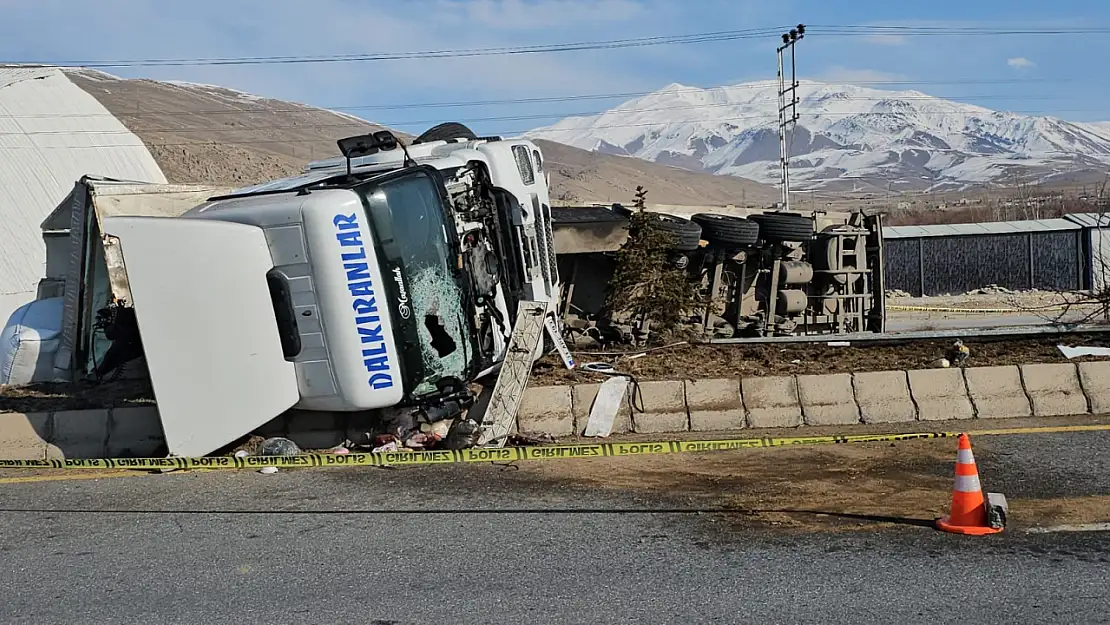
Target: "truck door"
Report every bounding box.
[101,216,301,457]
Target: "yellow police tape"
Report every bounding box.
[1,424,1108,472]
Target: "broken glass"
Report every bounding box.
[357,169,476,397]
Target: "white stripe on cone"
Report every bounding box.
[954,474,981,493]
[957,449,975,464]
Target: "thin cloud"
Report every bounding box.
[1007,57,1035,69]
[452,0,644,30]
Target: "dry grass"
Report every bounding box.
[530,335,1110,386]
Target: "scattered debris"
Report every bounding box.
[964,284,1014,296]
[508,433,558,446]
[258,466,279,475]
[1058,345,1110,359]
[260,437,300,457]
[946,339,970,366]
[234,450,250,459]
[443,418,481,450]
[324,444,349,454]
[372,440,400,453]
[584,376,631,437]
[421,420,452,439]
[404,432,436,449]
[885,289,912,298]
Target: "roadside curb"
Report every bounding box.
[2,362,1107,459]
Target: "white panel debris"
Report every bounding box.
[584,376,630,437]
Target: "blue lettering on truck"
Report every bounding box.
[332,213,394,390]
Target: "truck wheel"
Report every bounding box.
[413,122,478,144]
[652,214,703,251]
[690,213,759,248]
[749,212,814,242]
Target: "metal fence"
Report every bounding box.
[883,230,1086,296]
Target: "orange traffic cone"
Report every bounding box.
[936,433,1003,536]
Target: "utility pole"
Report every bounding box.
[777,24,805,211]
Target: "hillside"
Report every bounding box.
[528,80,1110,193]
[64,69,395,186]
[533,139,776,205]
[65,69,777,204]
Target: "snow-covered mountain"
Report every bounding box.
[527,80,1110,192]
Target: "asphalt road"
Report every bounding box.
[1,431,1109,625]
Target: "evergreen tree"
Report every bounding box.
[603,186,702,334]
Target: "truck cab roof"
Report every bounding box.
[212,135,536,203]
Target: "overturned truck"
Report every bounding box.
[11,124,563,457]
[552,204,886,339]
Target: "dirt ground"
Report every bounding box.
[3,415,1106,532]
[883,293,1101,319]
[521,433,1110,532]
[530,335,1110,386]
[887,290,1092,312]
[0,379,154,414]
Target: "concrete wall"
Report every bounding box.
[3,361,1110,459]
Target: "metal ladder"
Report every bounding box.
[476,300,574,447]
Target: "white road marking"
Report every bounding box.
[1025,523,1110,534]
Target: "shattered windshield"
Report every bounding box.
[356,169,474,397]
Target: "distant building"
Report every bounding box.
[883,214,1110,295]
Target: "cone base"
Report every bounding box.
[935,516,1003,536]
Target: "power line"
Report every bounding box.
[813,24,1110,36]
[0,95,1101,137]
[0,79,1085,122]
[20,27,788,68]
[9,108,1110,150]
[16,24,1110,69]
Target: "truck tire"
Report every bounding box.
[690,213,759,247]
[750,212,814,242]
[652,213,703,251]
[413,122,478,144]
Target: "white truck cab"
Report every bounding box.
[99,126,562,456]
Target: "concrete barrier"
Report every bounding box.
[1077,362,1110,414]
[1020,363,1089,417]
[572,382,632,435]
[285,410,346,450]
[51,409,110,459]
[797,373,860,426]
[963,366,1032,419]
[631,381,689,434]
[684,378,745,431]
[0,412,50,460]
[853,371,916,423]
[908,368,974,421]
[7,359,1110,460]
[107,407,165,457]
[518,386,575,437]
[741,376,801,428]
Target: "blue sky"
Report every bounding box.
[2,0,1108,136]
